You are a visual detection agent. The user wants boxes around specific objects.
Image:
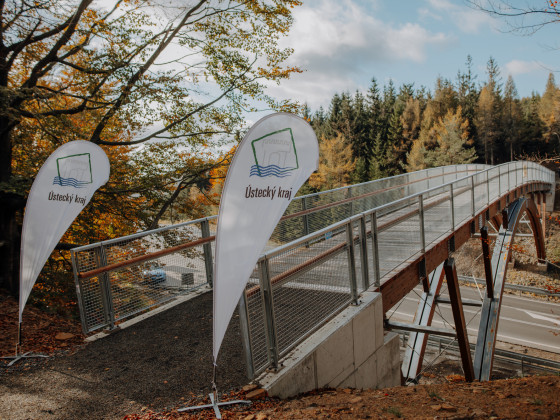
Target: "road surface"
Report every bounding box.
[387,285,560,354]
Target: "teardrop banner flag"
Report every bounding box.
[213,113,319,363]
[19,141,110,322]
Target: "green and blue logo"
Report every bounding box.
[250,128,299,178]
[53,153,93,188]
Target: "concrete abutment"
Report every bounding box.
[258,291,401,398]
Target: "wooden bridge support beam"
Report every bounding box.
[444,258,474,382]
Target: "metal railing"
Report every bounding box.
[71,161,554,374]
[71,218,217,333]
[239,161,554,377]
[72,164,489,334]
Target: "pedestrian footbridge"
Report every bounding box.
[71,162,555,393]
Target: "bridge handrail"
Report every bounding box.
[71,163,490,254]
[70,161,554,352]
[242,161,553,377]
[262,161,554,260]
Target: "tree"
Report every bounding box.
[519,93,546,156]
[384,104,405,175]
[456,55,479,142]
[0,0,302,294]
[309,133,356,190]
[503,75,522,160]
[427,107,477,166]
[467,1,560,35]
[407,107,475,170]
[475,57,503,164]
[431,77,458,121]
[400,98,423,150]
[539,73,560,150]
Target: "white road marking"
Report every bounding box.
[523,310,560,327]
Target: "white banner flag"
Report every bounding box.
[213,113,319,362]
[19,141,110,322]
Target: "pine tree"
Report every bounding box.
[366,79,384,178]
[456,55,479,145]
[519,94,546,156]
[351,91,371,182]
[503,75,522,160]
[427,107,477,166]
[475,58,505,164]
[369,132,388,179]
[385,104,405,175]
[432,77,459,121]
[407,107,475,169]
[391,97,422,171]
[539,73,560,149]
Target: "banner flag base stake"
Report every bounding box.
[177,394,251,417]
[178,364,251,417]
[1,322,49,367]
[1,351,49,367]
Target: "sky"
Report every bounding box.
[261,0,560,112]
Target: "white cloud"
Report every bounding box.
[272,0,450,108]
[285,0,448,64]
[504,60,543,76]
[426,0,496,34]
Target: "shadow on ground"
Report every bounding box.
[0,291,247,420]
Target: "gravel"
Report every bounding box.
[0,291,248,420]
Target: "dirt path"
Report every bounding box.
[0,292,248,420]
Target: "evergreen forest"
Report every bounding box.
[302,56,560,192]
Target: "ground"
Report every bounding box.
[123,375,560,419]
[0,291,248,420]
[0,290,85,359]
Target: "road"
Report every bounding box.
[387,285,560,354]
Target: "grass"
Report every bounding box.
[383,406,403,418]
[428,389,443,400]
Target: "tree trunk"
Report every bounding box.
[0,201,20,295]
[0,118,24,295]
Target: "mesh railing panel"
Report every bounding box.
[376,197,423,280]
[423,191,452,246]
[272,264,353,356]
[245,271,269,375]
[73,219,215,333]
[473,172,488,214]
[77,276,107,332]
[268,225,354,359]
[488,168,500,200]
[453,178,474,227]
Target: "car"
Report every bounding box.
[142,263,166,284]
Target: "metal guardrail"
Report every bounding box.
[71,162,554,378]
[398,332,560,376]
[71,218,217,333]
[458,275,560,298]
[71,164,491,334]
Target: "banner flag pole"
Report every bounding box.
[178,357,252,416]
[178,113,318,416]
[212,112,318,365]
